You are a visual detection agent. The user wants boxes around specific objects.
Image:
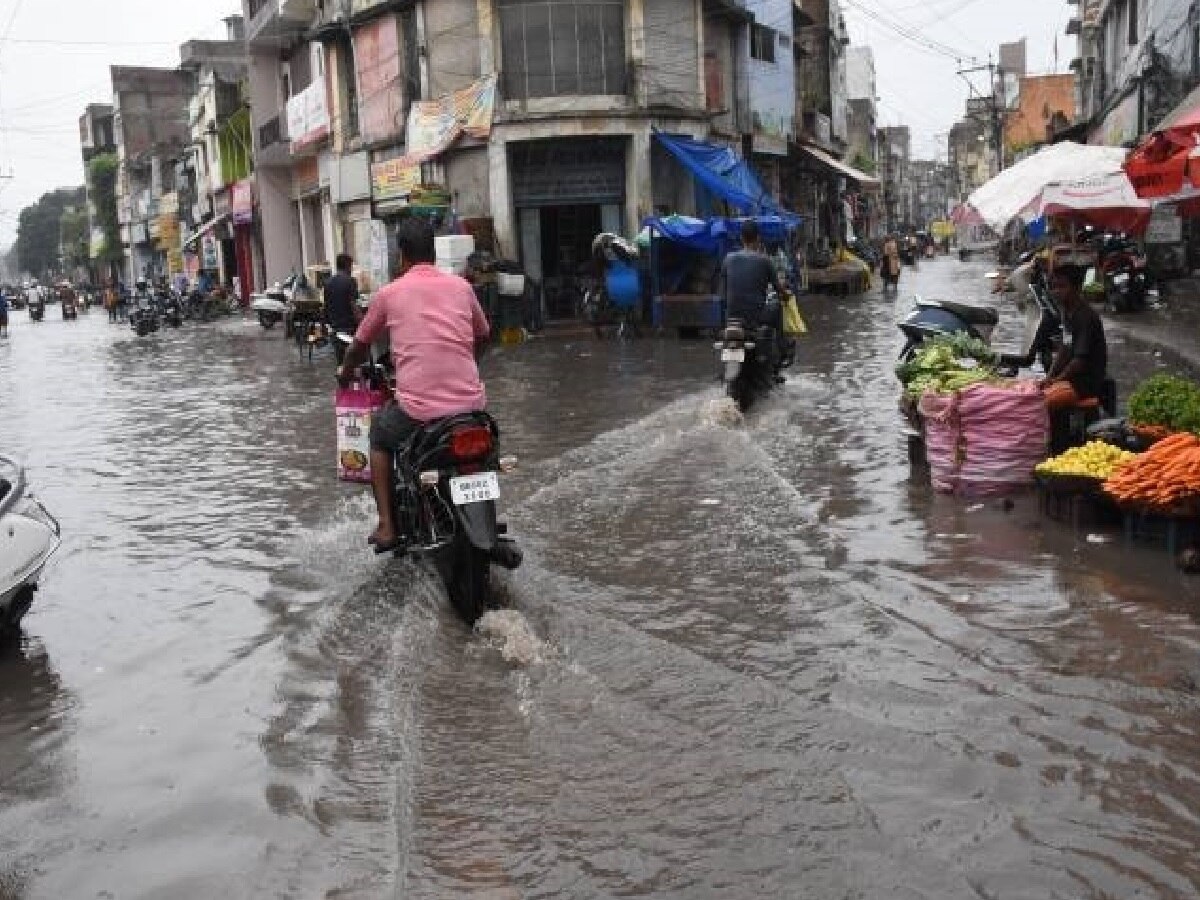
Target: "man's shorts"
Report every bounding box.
[369,404,422,452]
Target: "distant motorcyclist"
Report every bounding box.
[324,253,361,364]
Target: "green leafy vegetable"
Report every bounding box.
[1127,374,1200,435]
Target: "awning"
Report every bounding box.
[797,144,880,188]
[183,215,229,248]
[652,129,797,220]
[639,214,799,254]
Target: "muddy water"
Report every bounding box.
[1,263,1199,898]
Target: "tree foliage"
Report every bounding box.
[15,186,86,279]
[87,153,122,266]
[60,208,90,272]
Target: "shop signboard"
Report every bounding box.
[370,158,422,202]
[405,74,497,159]
[287,79,331,152]
[1146,205,1183,244]
[355,15,403,144]
[231,179,255,225]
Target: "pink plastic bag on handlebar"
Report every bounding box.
[335,385,387,483]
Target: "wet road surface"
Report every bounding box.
[2,258,1200,899]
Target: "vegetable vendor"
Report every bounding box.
[1040,264,1108,412]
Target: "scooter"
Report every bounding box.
[336,334,523,624]
[28,299,45,322]
[249,278,292,329]
[61,296,78,321]
[897,256,1062,375]
[0,454,61,637]
[1099,236,1147,313]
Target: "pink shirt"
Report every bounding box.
[355,264,490,421]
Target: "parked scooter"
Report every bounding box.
[0,454,61,637]
[713,294,789,413]
[160,289,184,328]
[898,253,1063,375]
[335,333,523,624]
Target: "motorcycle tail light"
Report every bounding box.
[449,425,493,461]
[419,470,440,486]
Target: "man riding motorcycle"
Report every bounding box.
[719,220,791,364]
[336,218,491,554]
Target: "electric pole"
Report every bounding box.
[957,57,1006,176]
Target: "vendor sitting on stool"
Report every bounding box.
[1040,263,1107,411]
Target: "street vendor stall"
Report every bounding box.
[640,214,800,335]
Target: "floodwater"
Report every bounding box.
[1,259,1199,899]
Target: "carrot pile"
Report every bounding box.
[1103,433,1200,509]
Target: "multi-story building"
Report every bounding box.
[844,46,877,173]
[242,0,775,315]
[179,16,256,299]
[878,125,912,230]
[909,159,955,227]
[1070,0,1198,146]
[1004,73,1076,159]
[948,96,997,199]
[79,104,117,282]
[111,66,191,283]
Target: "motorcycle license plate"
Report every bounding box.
[721,348,745,363]
[450,472,500,505]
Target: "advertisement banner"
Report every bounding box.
[401,74,497,164]
[355,16,403,144]
[231,179,255,225]
[287,79,331,151]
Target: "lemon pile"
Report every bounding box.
[1035,441,1139,480]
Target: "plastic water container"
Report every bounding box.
[435,235,474,260]
[497,273,526,297]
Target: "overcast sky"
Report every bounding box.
[0,0,1069,248]
[0,0,241,248]
[846,0,1071,158]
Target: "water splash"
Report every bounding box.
[476,609,547,666]
[702,394,744,428]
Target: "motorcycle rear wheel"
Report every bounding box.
[440,534,492,625]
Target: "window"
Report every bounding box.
[335,34,359,138]
[498,0,626,99]
[751,24,776,63]
[1128,0,1138,44]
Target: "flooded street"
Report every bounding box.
[3,257,1200,898]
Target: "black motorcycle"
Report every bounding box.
[714,306,787,413]
[28,299,44,322]
[129,293,160,337]
[341,336,523,624]
[1097,236,1147,313]
[158,290,183,328]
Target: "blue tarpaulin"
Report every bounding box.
[641,214,799,254]
[652,130,799,221]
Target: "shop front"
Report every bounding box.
[508,137,627,320]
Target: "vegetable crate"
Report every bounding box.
[1121,505,1200,557]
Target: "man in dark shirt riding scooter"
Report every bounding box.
[324,253,362,365]
[719,220,792,365]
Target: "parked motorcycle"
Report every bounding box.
[713,296,788,413]
[160,290,184,328]
[338,334,523,624]
[1097,235,1147,313]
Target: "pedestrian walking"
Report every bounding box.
[0,290,9,337]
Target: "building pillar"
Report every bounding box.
[487,137,515,258]
[626,126,652,237]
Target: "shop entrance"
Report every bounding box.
[510,137,626,320]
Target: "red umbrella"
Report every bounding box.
[1124,85,1200,198]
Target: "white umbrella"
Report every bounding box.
[1023,171,1152,234]
[966,142,1129,230]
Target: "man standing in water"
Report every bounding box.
[336,218,491,553]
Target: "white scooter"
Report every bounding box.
[0,455,61,636]
[250,271,313,331]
